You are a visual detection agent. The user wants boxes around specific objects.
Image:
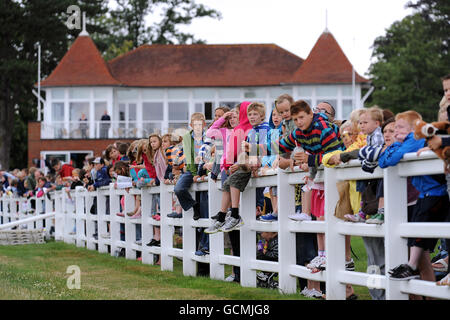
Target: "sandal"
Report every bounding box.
[436,273,450,286]
[432,258,448,272]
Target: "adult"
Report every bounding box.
[314,101,336,122]
[79,113,88,139]
[100,110,111,139]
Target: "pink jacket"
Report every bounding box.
[153,149,167,181]
[206,117,232,171]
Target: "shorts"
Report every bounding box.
[222,168,252,193]
[407,195,449,251]
[311,188,325,218]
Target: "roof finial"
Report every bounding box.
[80,11,89,36]
[325,9,329,33]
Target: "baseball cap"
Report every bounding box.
[93,157,104,164]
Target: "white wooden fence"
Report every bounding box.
[1,151,449,300]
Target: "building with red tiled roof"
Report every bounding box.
[30,28,370,168]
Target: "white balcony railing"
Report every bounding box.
[1,151,449,300]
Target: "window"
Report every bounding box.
[168,89,190,99]
[117,89,138,100]
[218,88,240,99]
[142,89,165,100]
[52,89,65,100]
[94,102,107,121]
[169,102,189,121]
[316,86,338,97]
[52,103,64,121]
[342,99,354,120]
[69,88,90,99]
[69,102,89,138]
[270,87,292,98]
[193,88,215,100]
[143,102,164,121]
[94,88,109,99]
[194,102,213,120]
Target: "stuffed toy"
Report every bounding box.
[414,120,450,163]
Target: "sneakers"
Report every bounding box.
[259,213,278,222]
[167,212,182,218]
[116,212,125,217]
[224,274,235,282]
[130,212,142,219]
[195,247,209,256]
[134,240,142,246]
[126,212,135,217]
[388,264,420,281]
[288,212,312,221]
[204,220,226,234]
[152,214,160,221]
[345,258,355,271]
[308,288,324,299]
[344,212,366,222]
[146,239,161,247]
[306,256,326,270]
[300,287,312,297]
[221,216,244,232]
[366,213,384,224]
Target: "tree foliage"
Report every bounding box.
[368,0,450,121]
[93,0,221,60]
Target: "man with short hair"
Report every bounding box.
[314,102,336,122]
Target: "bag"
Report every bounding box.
[361,180,379,216]
[334,181,353,220]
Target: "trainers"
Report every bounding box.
[116,212,125,217]
[195,248,209,256]
[224,274,235,282]
[307,288,324,299]
[152,214,160,221]
[307,256,326,270]
[259,213,278,222]
[288,212,312,221]
[388,264,420,281]
[146,239,161,247]
[221,216,244,232]
[126,212,135,217]
[300,287,312,296]
[366,213,384,224]
[101,232,110,239]
[204,220,226,234]
[345,212,366,222]
[134,240,142,246]
[130,212,141,219]
[345,258,355,271]
[167,212,182,218]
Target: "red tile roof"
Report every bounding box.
[40,35,120,87]
[40,30,369,88]
[289,31,369,84]
[107,44,303,87]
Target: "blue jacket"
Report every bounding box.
[378,132,447,198]
[246,121,271,157]
[262,109,282,167]
[93,166,111,189]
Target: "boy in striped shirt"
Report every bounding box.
[278,100,344,272]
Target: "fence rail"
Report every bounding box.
[0,151,449,300]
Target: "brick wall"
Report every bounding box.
[28,121,135,167]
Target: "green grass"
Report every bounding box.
[0,237,372,300]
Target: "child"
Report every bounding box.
[259,106,283,222]
[278,100,344,274]
[171,113,207,220]
[380,111,449,283]
[105,144,121,166]
[163,132,184,219]
[344,107,384,222]
[51,158,74,181]
[146,134,167,250]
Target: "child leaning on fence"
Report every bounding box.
[378,110,449,283]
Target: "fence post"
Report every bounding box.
[239,184,256,287]
[109,184,121,257]
[97,189,108,253]
[183,190,197,277]
[54,191,64,241]
[75,187,85,248]
[160,182,174,271]
[124,192,136,260]
[277,169,298,294]
[85,190,97,250]
[141,188,155,265]
[208,177,224,280]
[384,166,409,300]
[324,167,346,300]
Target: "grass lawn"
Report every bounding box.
[0,236,372,300]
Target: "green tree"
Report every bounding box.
[368,1,449,121]
[93,0,221,60]
[0,0,109,170]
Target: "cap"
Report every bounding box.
[93,157,104,164]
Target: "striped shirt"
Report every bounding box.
[366,126,384,147]
[278,113,344,167]
[165,145,185,170]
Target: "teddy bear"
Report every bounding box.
[414,120,450,163]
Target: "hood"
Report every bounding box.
[234,101,252,133]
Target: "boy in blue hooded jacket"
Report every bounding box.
[378,111,449,281]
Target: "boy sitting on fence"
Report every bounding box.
[378,110,449,282]
[278,100,344,273]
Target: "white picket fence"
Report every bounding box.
[0,150,449,300]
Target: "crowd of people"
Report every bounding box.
[1,74,449,299]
